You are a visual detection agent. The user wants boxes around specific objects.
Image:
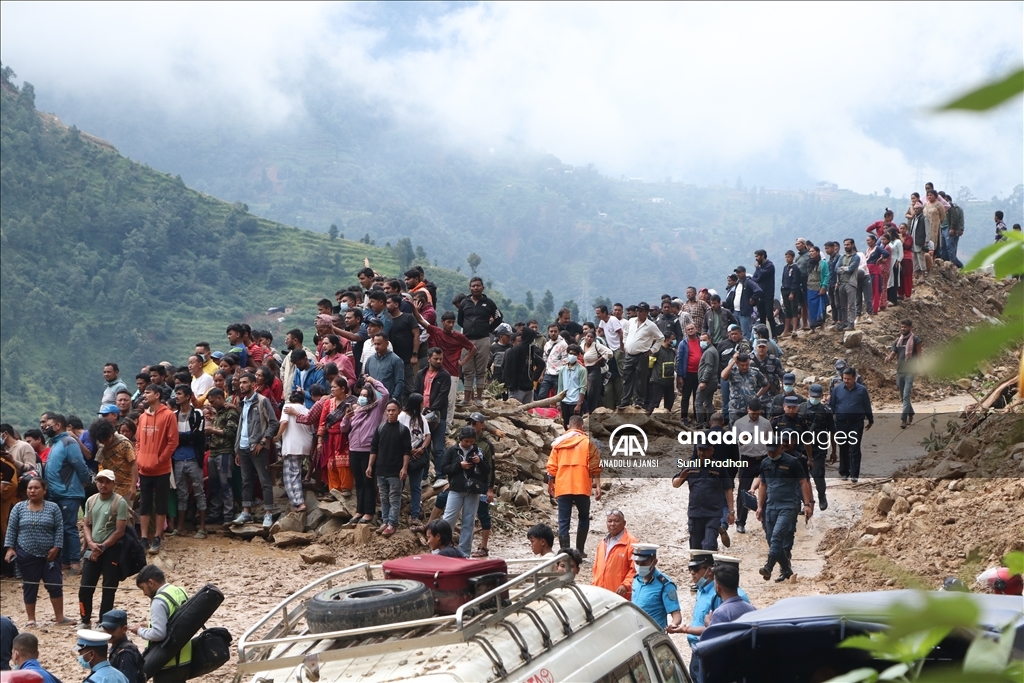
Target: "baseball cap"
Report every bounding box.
[636,302,651,311]
[754,339,768,347]
[782,372,796,383]
[468,412,486,424]
[495,323,513,336]
[809,384,824,397]
[727,324,740,332]
[98,404,120,416]
[211,351,224,360]
[95,469,116,482]
[98,609,129,629]
[734,265,746,273]
[784,396,801,406]
[365,316,383,327]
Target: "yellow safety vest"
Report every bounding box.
[153,584,192,668]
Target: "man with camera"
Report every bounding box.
[441,426,490,558]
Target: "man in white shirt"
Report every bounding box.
[596,304,624,409]
[537,324,568,401]
[187,355,215,408]
[617,302,665,410]
[731,403,772,534]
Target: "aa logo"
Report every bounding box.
[609,424,649,458]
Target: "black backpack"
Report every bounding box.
[118,524,148,581]
[529,345,545,383]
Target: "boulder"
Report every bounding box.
[316,518,348,538]
[524,484,544,497]
[353,523,375,546]
[270,511,306,536]
[152,554,177,571]
[230,524,268,540]
[875,493,895,515]
[300,545,336,564]
[319,500,353,519]
[865,522,891,535]
[891,497,910,516]
[956,437,981,461]
[305,507,328,531]
[931,458,968,480]
[842,331,863,348]
[273,531,315,548]
[514,490,530,508]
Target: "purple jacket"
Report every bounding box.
[341,378,390,451]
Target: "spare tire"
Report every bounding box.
[305,580,434,634]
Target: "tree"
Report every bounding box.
[467,252,482,274]
[414,245,428,261]
[540,290,555,321]
[524,290,534,311]
[884,187,891,197]
[393,237,414,271]
[593,295,612,312]
[957,186,975,202]
[328,223,338,240]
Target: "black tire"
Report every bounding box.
[305,580,434,634]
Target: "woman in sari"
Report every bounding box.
[316,378,356,497]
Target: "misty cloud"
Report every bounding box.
[2,2,1020,197]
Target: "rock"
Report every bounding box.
[498,488,514,503]
[273,531,315,548]
[891,497,910,516]
[907,495,925,506]
[881,483,894,497]
[956,437,981,461]
[152,554,177,571]
[300,545,336,564]
[865,522,891,534]
[801,376,815,385]
[319,500,353,519]
[353,523,375,546]
[931,458,968,480]
[316,518,347,538]
[842,331,863,348]
[230,524,268,539]
[875,493,895,515]
[909,504,932,518]
[270,511,306,536]
[601,481,612,490]
[305,507,327,531]
[523,484,544,497]
[957,378,972,390]
[514,490,530,508]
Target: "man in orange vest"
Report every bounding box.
[546,415,602,557]
[592,509,639,599]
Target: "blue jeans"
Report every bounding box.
[720,381,731,424]
[430,420,446,480]
[942,228,963,268]
[897,373,915,422]
[55,497,84,565]
[377,475,402,526]
[738,315,752,340]
[207,452,235,521]
[764,506,797,565]
[537,373,558,402]
[442,490,479,556]
[556,494,590,539]
[407,460,428,519]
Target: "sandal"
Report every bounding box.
[294,505,307,512]
[24,620,36,628]
[471,547,490,558]
[55,617,75,625]
[357,517,373,525]
[408,524,425,533]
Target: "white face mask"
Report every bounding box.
[635,563,652,577]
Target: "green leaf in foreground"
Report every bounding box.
[1003,550,1024,577]
[913,321,1022,378]
[936,68,1024,111]
[962,231,1024,279]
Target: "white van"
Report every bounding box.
[235,555,692,683]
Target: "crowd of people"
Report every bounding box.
[0,189,1010,678]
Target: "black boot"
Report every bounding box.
[558,535,571,551]
[575,530,589,558]
[818,488,828,511]
[775,556,794,583]
[759,558,776,581]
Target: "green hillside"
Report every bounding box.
[0,78,501,425]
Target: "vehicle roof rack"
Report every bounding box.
[235,555,593,680]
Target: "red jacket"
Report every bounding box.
[136,403,179,476]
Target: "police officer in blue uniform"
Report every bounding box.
[799,383,835,510]
[74,629,129,683]
[630,544,682,632]
[754,437,814,583]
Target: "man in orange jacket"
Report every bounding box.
[592,509,638,599]
[135,385,179,555]
[546,415,601,557]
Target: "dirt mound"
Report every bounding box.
[779,261,1015,402]
[818,408,1024,592]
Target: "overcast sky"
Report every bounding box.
[2,2,1021,198]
